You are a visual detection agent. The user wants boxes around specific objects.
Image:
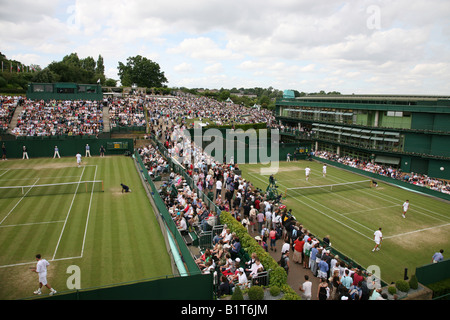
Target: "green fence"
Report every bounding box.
[34,273,213,300]
[1,137,134,158]
[416,259,450,300]
[111,126,146,133]
[416,259,450,286]
[134,150,200,275]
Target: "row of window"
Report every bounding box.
[280,107,412,128]
[31,85,98,94]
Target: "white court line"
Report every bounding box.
[251,172,376,233]
[291,162,450,237]
[0,164,99,269]
[80,165,97,257]
[248,172,373,240]
[250,168,449,240]
[0,169,10,178]
[384,223,450,239]
[341,205,399,216]
[313,164,450,223]
[0,176,83,182]
[0,256,82,269]
[0,178,40,226]
[52,166,86,260]
[0,220,65,228]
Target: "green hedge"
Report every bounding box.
[427,278,450,299]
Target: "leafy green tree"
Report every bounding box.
[117,55,168,88]
[32,69,61,83]
[105,78,118,87]
[44,52,106,84]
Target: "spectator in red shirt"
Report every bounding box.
[293,237,305,264]
[352,268,364,286]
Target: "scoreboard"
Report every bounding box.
[107,141,129,150]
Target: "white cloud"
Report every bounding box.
[204,63,223,74]
[1,0,449,94]
[174,62,193,73]
[167,37,242,62]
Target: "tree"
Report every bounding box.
[44,52,106,84]
[32,69,61,83]
[105,78,118,87]
[95,55,106,85]
[117,55,168,88]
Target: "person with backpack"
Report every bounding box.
[279,249,290,275]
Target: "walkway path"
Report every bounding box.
[6,102,23,135]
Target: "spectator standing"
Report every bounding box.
[279,249,290,275]
[2,142,7,160]
[215,178,222,199]
[292,236,304,264]
[341,269,353,290]
[317,277,329,300]
[85,144,91,157]
[269,227,277,252]
[257,210,265,234]
[53,146,60,158]
[303,237,312,269]
[22,145,29,159]
[299,275,312,300]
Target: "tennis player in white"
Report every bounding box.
[305,166,311,181]
[322,164,327,177]
[76,152,82,168]
[402,200,409,218]
[372,228,383,252]
[31,254,57,296]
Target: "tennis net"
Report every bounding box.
[285,180,372,198]
[0,180,104,199]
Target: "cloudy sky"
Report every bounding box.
[1,0,449,94]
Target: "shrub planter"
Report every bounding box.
[382,282,433,300]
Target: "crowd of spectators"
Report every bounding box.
[11,99,104,137]
[315,150,450,195]
[146,93,275,128]
[1,92,275,137]
[108,97,146,128]
[0,96,20,132]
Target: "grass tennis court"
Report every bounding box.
[239,160,450,284]
[0,156,172,300]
